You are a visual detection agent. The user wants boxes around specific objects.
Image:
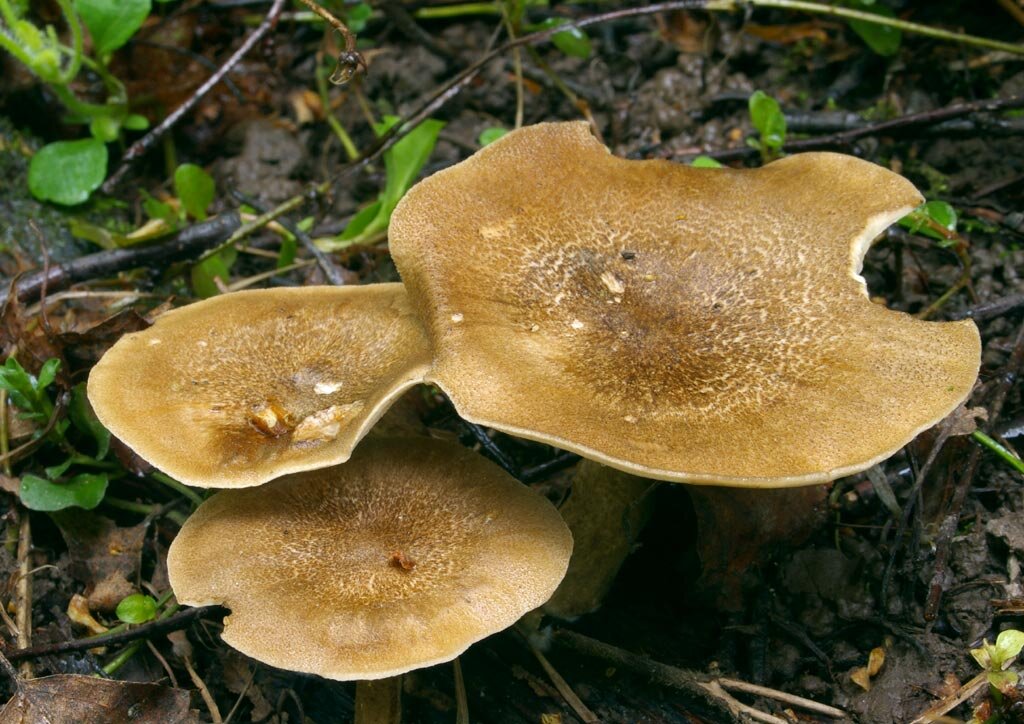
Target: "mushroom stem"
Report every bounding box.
[354,677,402,724]
[545,460,656,620]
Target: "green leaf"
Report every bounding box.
[141,192,178,227]
[173,163,215,221]
[340,200,383,242]
[988,669,1019,690]
[846,1,901,57]
[74,0,152,58]
[994,629,1024,667]
[971,640,993,671]
[116,593,158,624]
[28,139,108,206]
[478,127,509,147]
[0,357,58,423]
[277,235,297,268]
[191,247,237,298]
[344,2,373,34]
[529,19,591,58]
[122,114,149,131]
[748,90,787,152]
[37,358,60,391]
[70,383,110,459]
[44,458,74,479]
[690,155,723,168]
[20,473,108,511]
[329,117,444,248]
[898,200,958,244]
[89,115,121,143]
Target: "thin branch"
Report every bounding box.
[4,606,223,661]
[102,0,288,192]
[0,213,242,309]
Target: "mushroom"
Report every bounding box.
[167,436,572,718]
[88,284,431,488]
[389,121,981,487]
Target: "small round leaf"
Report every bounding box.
[28,139,108,206]
[116,593,158,624]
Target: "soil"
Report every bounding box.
[1,2,1023,723]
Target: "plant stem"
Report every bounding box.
[706,0,1024,55]
[972,430,1024,474]
[150,472,205,508]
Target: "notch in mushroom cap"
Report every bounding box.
[87,284,431,488]
[166,436,573,680]
[389,122,981,487]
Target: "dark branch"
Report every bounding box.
[0,213,242,309]
[4,606,224,662]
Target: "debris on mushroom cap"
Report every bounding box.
[389,122,981,487]
[87,284,431,488]
[166,437,573,681]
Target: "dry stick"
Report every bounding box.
[102,0,288,192]
[525,638,599,723]
[951,293,1024,322]
[687,95,1024,161]
[4,605,221,661]
[710,0,1024,55]
[14,514,32,678]
[0,213,241,309]
[184,654,223,723]
[453,658,469,724]
[553,630,749,723]
[717,678,847,719]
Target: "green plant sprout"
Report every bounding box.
[747,90,787,162]
[0,0,151,204]
[969,629,1024,723]
[0,357,114,511]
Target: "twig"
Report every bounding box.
[294,0,366,84]
[102,0,288,192]
[0,213,242,309]
[554,629,742,722]
[910,669,990,723]
[951,293,1024,322]
[717,678,847,718]
[184,654,223,723]
[707,0,1024,55]
[229,191,348,286]
[524,636,599,723]
[453,658,469,724]
[14,513,31,678]
[462,421,518,478]
[680,95,1024,162]
[4,605,221,661]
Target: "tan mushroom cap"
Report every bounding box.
[167,437,573,680]
[88,284,431,488]
[389,122,981,487]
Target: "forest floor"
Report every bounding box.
[1,1,1024,722]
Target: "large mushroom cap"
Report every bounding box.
[390,122,981,487]
[167,437,573,680]
[88,284,431,488]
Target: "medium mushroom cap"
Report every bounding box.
[88,284,431,488]
[167,437,573,680]
[389,122,981,487]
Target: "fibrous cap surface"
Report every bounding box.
[167,437,573,680]
[389,122,981,486]
[88,284,431,488]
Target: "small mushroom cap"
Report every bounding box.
[390,122,980,487]
[167,437,573,680]
[88,284,431,488]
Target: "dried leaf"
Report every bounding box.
[66,593,108,636]
[867,646,886,676]
[0,675,197,723]
[51,511,148,612]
